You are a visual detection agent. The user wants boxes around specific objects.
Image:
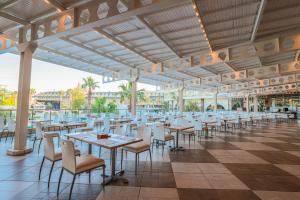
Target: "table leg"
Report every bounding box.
[176,131,179,149]
[170,130,184,151]
[104,148,127,185]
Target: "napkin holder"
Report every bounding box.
[97,133,109,139]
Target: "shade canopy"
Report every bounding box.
[0,0,299,95]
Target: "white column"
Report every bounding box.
[253,95,259,112]
[228,97,232,111]
[178,87,184,112]
[201,98,205,112]
[130,80,137,116]
[213,93,218,112]
[245,95,249,112]
[7,42,37,156]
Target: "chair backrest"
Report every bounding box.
[152,125,166,141]
[44,132,59,160]
[7,118,15,132]
[192,120,202,131]
[35,122,44,139]
[61,139,76,173]
[0,117,4,131]
[136,126,152,144]
[115,124,127,136]
[103,117,110,132]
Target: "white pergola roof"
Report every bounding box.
[0,0,300,94]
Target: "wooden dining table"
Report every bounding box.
[165,125,193,151]
[66,131,142,184]
[43,122,87,133]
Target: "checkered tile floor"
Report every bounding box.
[0,121,300,199]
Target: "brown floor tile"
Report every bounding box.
[271,137,300,143]
[220,137,253,142]
[254,191,300,200]
[229,142,279,151]
[224,163,291,176]
[248,150,300,164]
[140,172,176,188]
[177,189,261,200]
[169,150,219,163]
[236,174,300,192]
[208,150,269,164]
[275,164,300,176]
[200,141,240,150]
[143,161,173,173]
[262,142,300,151]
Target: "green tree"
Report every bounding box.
[185,101,200,112]
[118,81,145,111]
[82,76,99,112]
[92,97,118,114]
[71,85,85,109]
[58,90,65,108]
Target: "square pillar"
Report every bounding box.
[245,95,250,112]
[130,81,137,116]
[7,42,37,156]
[213,93,218,112]
[178,87,184,113]
[254,95,259,112]
[228,97,232,111]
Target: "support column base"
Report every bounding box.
[6,147,33,156]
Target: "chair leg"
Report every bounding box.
[48,161,55,188]
[188,134,191,147]
[102,165,106,187]
[38,157,45,180]
[135,153,138,174]
[57,168,64,196]
[99,147,102,157]
[162,141,165,156]
[38,138,43,155]
[69,174,76,200]
[32,137,36,150]
[148,149,152,168]
[5,131,9,143]
[120,149,124,170]
[151,139,155,152]
[88,170,91,183]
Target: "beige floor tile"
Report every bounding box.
[171,162,201,173]
[174,173,212,189]
[244,137,286,143]
[204,173,249,190]
[208,150,269,164]
[254,133,290,138]
[229,142,279,151]
[139,187,179,200]
[197,163,231,174]
[96,186,140,200]
[254,191,300,200]
[178,141,204,149]
[275,164,300,176]
[0,181,34,192]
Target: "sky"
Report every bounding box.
[0,53,157,93]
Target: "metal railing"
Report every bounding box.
[0,107,164,123]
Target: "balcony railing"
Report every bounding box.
[0,107,164,123]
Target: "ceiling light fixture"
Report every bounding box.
[192,0,212,52]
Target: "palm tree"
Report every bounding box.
[29,88,36,106]
[118,81,145,112]
[82,77,99,113]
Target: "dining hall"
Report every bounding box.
[0,0,300,199]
